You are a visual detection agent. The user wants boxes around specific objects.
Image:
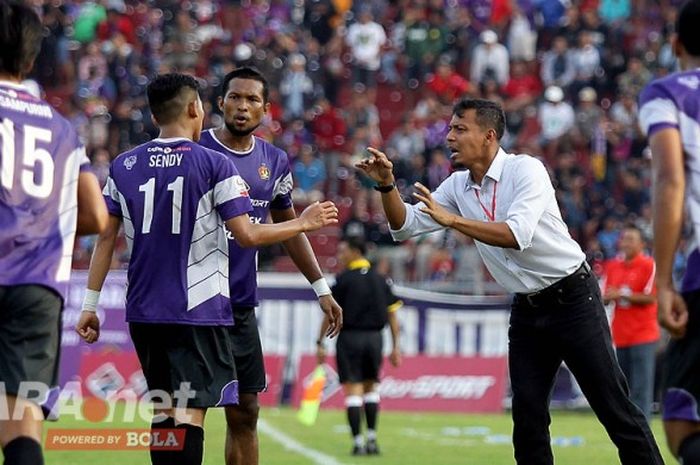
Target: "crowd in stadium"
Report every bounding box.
[29,0,684,292]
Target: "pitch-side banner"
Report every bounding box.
[292,355,508,413]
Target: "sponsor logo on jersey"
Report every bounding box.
[124,155,137,170]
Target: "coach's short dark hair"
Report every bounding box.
[0,2,42,78]
[220,67,269,103]
[678,0,700,56]
[343,236,367,256]
[147,73,200,125]
[452,99,506,140]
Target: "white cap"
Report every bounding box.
[578,87,597,102]
[480,30,498,44]
[545,86,564,103]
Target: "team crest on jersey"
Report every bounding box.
[258,164,270,180]
[124,155,137,170]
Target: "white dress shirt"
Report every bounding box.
[391,148,585,293]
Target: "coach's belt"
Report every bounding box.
[516,262,592,307]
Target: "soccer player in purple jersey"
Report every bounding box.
[199,67,343,465]
[640,0,700,462]
[75,73,337,465]
[0,3,108,465]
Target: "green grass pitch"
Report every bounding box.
[44,405,676,464]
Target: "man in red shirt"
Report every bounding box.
[603,225,659,420]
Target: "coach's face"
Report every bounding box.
[445,110,493,169]
[220,78,270,137]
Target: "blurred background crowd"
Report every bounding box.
[28,0,686,294]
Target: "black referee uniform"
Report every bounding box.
[332,258,402,384]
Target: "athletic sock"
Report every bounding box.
[175,424,204,465]
[345,395,363,440]
[3,436,43,465]
[150,416,176,465]
[679,432,700,465]
[363,391,380,433]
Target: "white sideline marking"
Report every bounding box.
[258,419,347,465]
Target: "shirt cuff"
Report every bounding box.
[504,218,529,251]
[389,203,415,241]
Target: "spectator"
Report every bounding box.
[570,31,601,93]
[540,36,576,91]
[293,145,327,205]
[602,225,659,420]
[538,85,575,149]
[426,59,471,104]
[617,56,653,99]
[574,87,603,141]
[279,54,314,121]
[470,29,510,86]
[345,8,386,93]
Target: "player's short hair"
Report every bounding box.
[220,67,269,103]
[678,0,700,56]
[452,99,506,140]
[343,236,367,256]
[0,1,42,78]
[147,73,200,125]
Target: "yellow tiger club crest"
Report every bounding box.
[258,164,270,180]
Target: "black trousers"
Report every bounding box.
[509,270,664,465]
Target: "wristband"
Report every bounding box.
[82,289,101,313]
[373,183,396,193]
[311,278,332,297]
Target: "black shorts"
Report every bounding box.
[662,288,700,422]
[336,330,383,384]
[229,307,266,394]
[0,285,62,419]
[129,323,238,408]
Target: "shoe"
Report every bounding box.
[366,439,380,455]
[351,444,366,456]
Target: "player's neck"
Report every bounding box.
[681,57,700,71]
[157,125,193,141]
[0,72,22,84]
[215,127,254,152]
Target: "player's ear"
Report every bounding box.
[263,101,271,114]
[187,98,199,119]
[217,95,224,112]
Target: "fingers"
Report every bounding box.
[413,182,430,195]
[413,193,430,205]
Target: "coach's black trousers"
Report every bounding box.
[509,269,664,465]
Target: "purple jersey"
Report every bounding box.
[103,138,253,324]
[198,130,293,306]
[0,80,91,297]
[639,69,700,292]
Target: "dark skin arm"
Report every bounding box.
[650,127,688,339]
[270,207,342,338]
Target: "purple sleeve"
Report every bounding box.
[270,152,294,210]
[212,154,254,221]
[639,80,680,137]
[102,174,123,217]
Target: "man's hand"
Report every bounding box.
[319,294,343,338]
[389,348,402,367]
[603,287,620,303]
[657,286,688,339]
[355,147,395,185]
[76,311,101,344]
[299,201,339,232]
[413,182,455,227]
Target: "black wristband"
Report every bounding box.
[373,183,396,193]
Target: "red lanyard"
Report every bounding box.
[474,182,497,222]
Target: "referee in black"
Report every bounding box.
[317,237,401,456]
